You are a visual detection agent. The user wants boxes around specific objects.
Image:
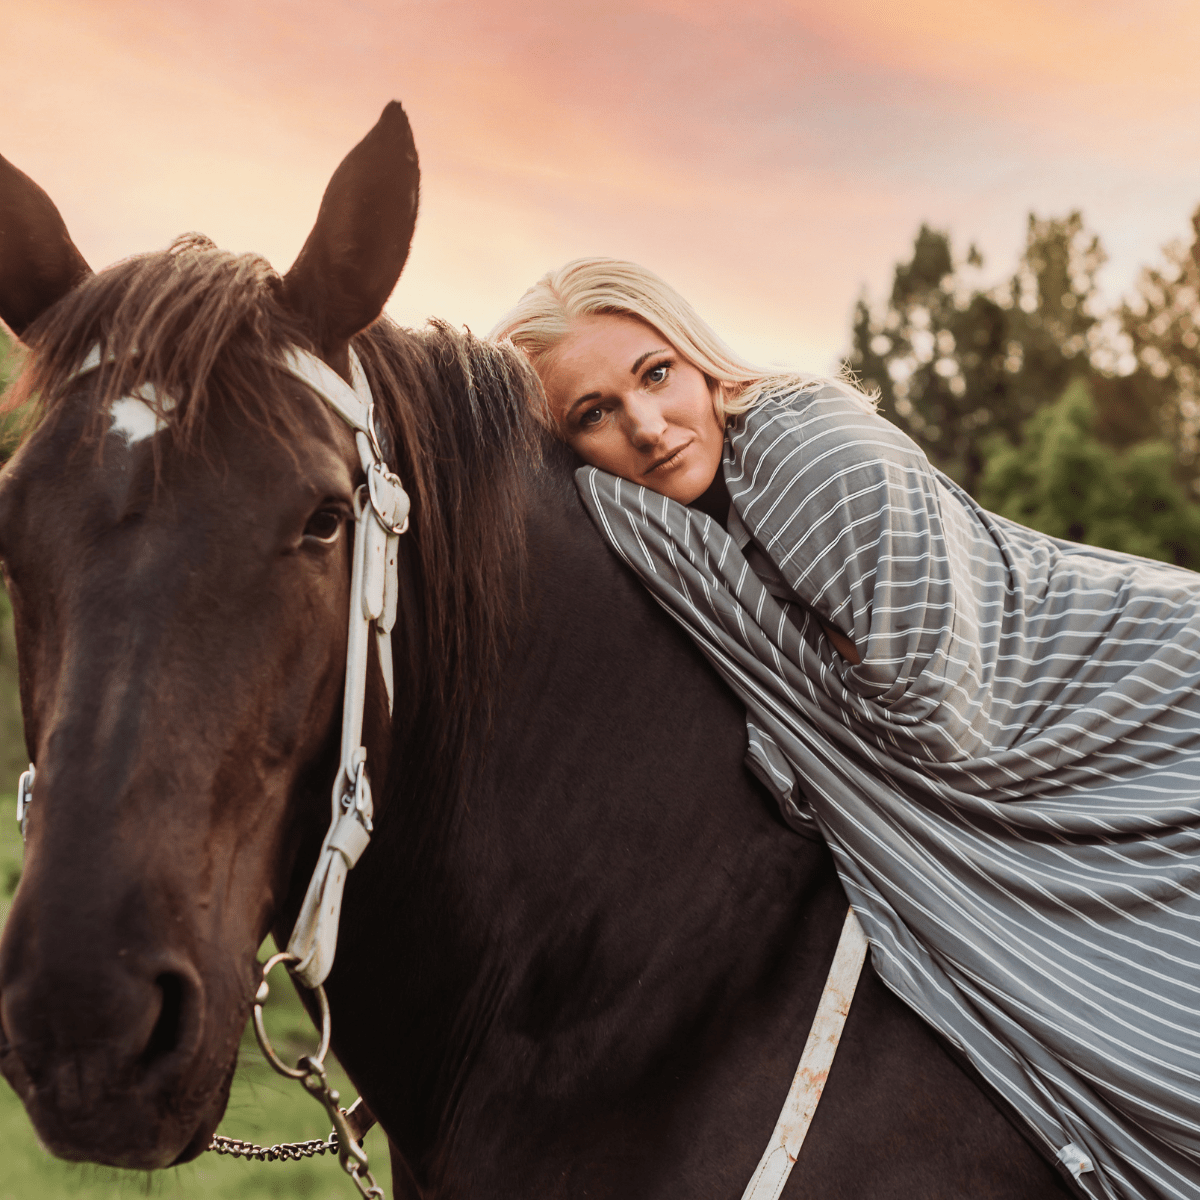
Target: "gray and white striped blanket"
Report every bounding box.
[577,386,1200,1200]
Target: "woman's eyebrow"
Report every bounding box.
[566,391,602,420]
[631,348,670,374]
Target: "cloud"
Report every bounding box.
[4,0,1200,371]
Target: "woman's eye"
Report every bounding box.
[304,507,344,543]
[645,363,669,385]
[579,406,604,427]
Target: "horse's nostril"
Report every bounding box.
[140,972,189,1067]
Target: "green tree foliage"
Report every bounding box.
[0,326,24,461]
[849,204,1200,566]
[978,379,1200,568]
[849,213,1119,494]
[1117,207,1200,479]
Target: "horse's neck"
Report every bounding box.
[330,470,848,1193]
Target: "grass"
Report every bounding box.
[0,796,391,1200]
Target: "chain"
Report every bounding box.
[297,1054,385,1199]
[208,1131,338,1161]
[207,952,385,1200]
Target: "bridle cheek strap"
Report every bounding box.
[278,346,409,989]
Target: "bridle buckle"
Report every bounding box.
[367,462,410,535]
[16,764,34,841]
[340,754,375,834]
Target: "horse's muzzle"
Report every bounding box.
[0,944,224,1169]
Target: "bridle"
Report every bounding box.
[11,343,867,1200]
[18,343,408,986]
[17,342,407,1198]
[272,346,409,991]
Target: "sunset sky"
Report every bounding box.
[4,0,1200,373]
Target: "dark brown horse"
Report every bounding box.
[0,105,1075,1197]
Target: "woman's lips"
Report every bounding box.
[645,440,693,475]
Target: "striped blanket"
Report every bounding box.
[576,386,1200,1200]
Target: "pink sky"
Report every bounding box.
[4,0,1200,372]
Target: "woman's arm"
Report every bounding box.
[728,387,975,704]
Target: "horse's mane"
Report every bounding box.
[4,233,547,746]
[355,316,547,741]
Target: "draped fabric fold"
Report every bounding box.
[576,386,1200,1200]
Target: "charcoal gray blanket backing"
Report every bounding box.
[576,386,1200,1200]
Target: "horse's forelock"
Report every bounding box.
[2,236,314,453]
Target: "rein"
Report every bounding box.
[740,907,868,1200]
[10,344,869,1199]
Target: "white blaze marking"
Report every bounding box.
[108,383,175,445]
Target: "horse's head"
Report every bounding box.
[0,104,420,1168]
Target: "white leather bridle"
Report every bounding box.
[14,343,866,1192]
[17,344,409,991]
[272,346,411,989]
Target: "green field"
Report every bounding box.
[0,797,391,1200]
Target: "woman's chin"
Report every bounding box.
[659,468,718,506]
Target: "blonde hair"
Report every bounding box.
[487,257,875,426]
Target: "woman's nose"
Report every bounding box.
[624,397,668,448]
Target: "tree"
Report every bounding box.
[1115,206,1200,484]
[849,213,1113,494]
[978,378,1200,568]
[0,587,23,786]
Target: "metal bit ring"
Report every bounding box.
[251,952,332,1079]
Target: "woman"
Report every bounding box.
[489,257,868,662]
[491,258,1200,1200]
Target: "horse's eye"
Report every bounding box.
[304,507,344,543]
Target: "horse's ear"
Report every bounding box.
[0,154,92,339]
[282,101,420,359]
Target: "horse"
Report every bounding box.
[0,103,1075,1198]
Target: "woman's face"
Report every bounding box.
[539,313,725,505]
